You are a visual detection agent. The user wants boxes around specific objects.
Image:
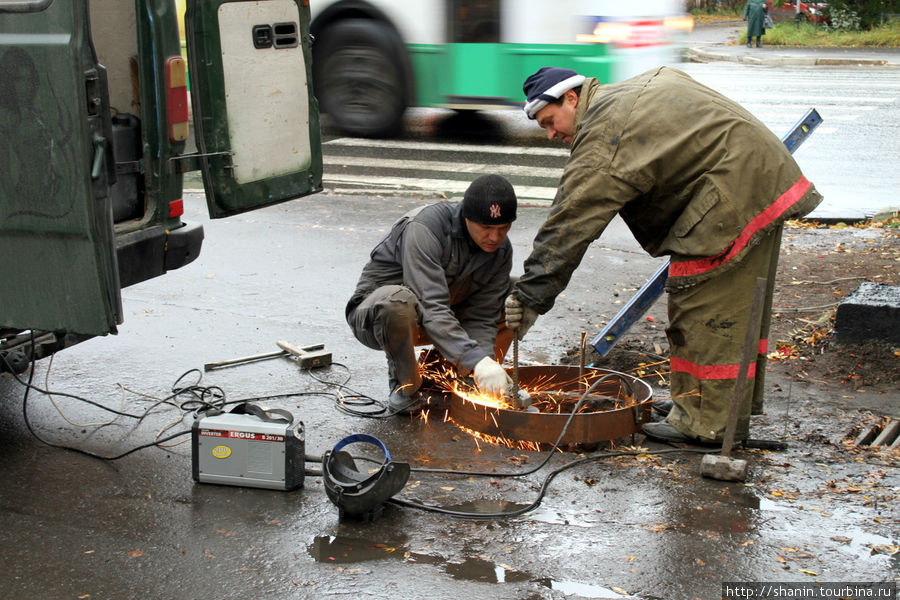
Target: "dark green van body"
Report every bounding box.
[0,0,322,372]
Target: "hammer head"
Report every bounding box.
[699,454,748,482]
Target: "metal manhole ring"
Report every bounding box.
[448,365,653,445]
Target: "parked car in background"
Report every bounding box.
[768,0,830,25]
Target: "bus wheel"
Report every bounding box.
[314,19,407,138]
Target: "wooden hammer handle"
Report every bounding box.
[721,277,768,457]
[276,340,324,357]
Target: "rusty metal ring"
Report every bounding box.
[447,365,653,445]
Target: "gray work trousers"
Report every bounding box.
[347,285,424,396]
[346,284,513,397]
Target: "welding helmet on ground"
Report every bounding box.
[322,434,410,520]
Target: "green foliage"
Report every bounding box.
[826,0,900,30]
[689,0,745,14]
[829,6,862,30]
[755,19,900,45]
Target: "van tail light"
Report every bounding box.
[169,199,184,218]
[166,57,190,143]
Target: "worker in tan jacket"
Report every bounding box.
[506,66,822,445]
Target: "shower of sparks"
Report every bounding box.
[419,354,638,413]
[414,353,646,450]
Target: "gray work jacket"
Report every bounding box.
[516,67,823,314]
[346,202,512,373]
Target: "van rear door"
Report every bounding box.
[0,0,121,336]
[185,0,322,218]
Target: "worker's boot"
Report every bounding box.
[386,358,424,415]
[642,421,724,446]
[651,397,673,417]
[388,384,427,415]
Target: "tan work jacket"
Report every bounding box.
[516,67,822,314]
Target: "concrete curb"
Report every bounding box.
[684,47,900,67]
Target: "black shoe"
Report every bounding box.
[388,385,425,415]
[642,422,724,446]
[756,42,761,47]
[388,386,448,415]
[651,398,673,417]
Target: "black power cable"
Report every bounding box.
[1,347,350,461]
[326,373,719,519]
[303,361,404,417]
[2,343,194,460]
[390,447,716,519]
[3,344,717,520]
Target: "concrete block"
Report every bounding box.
[700,454,748,481]
[872,206,899,222]
[834,282,900,345]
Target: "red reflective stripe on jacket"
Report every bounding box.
[669,176,811,278]
[670,339,768,380]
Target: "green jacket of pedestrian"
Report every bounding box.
[514,67,823,315]
[744,0,768,38]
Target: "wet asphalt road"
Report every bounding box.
[325,57,900,222]
[311,21,900,221]
[2,22,897,600]
[1,192,896,600]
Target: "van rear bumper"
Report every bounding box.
[116,223,204,288]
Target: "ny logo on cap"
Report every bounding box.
[489,203,501,219]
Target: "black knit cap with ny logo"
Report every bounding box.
[461,174,517,225]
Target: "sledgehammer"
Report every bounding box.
[700,278,767,482]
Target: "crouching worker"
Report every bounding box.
[346,174,518,415]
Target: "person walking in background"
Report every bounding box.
[744,0,768,48]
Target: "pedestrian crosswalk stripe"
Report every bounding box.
[322,173,557,203]
[323,155,563,178]
[324,137,570,157]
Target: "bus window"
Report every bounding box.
[450,0,500,43]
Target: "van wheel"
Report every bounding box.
[313,19,408,138]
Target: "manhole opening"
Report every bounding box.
[447,365,654,448]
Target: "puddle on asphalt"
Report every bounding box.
[308,535,414,564]
[757,497,789,511]
[445,556,531,583]
[524,505,599,527]
[309,534,623,595]
[540,579,627,598]
[439,499,529,516]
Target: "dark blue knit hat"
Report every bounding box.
[522,67,585,120]
[462,175,517,225]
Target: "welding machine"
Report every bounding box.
[191,403,305,491]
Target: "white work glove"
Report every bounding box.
[473,356,512,397]
[504,294,539,340]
